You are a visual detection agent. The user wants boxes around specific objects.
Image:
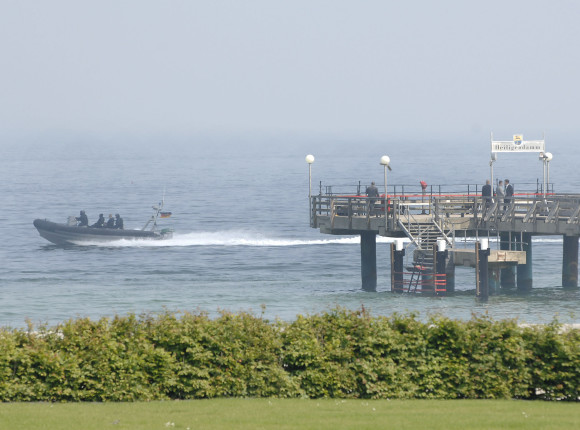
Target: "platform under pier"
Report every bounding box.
[452,247,527,295]
[562,235,579,288]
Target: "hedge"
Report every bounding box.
[0,308,578,402]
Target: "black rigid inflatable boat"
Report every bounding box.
[33,219,171,245]
[33,198,173,245]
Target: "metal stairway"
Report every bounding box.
[397,217,453,252]
[397,216,454,293]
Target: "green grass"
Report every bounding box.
[1,399,578,430]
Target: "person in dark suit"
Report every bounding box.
[504,179,514,211]
[366,181,380,215]
[482,180,492,212]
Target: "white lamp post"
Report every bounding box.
[539,152,546,195]
[380,155,391,218]
[544,152,553,194]
[539,152,553,196]
[306,154,315,224]
[490,152,497,189]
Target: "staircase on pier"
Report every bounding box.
[396,214,454,293]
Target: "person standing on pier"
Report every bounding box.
[504,179,514,211]
[482,180,492,212]
[366,181,379,215]
[495,180,505,212]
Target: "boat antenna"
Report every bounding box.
[142,191,166,231]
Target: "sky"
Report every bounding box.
[1,0,580,145]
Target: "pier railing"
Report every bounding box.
[317,181,548,199]
[310,185,580,232]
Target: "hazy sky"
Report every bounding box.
[2,1,579,143]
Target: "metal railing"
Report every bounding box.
[310,184,580,230]
[317,181,548,199]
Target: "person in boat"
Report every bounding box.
[76,210,89,227]
[106,214,115,228]
[114,213,124,230]
[91,213,105,228]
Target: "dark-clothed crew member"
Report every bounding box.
[91,213,105,228]
[76,210,89,227]
[115,214,124,230]
[106,214,115,228]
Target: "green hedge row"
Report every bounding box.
[0,308,578,401]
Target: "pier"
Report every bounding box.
[309,185,580,294]
[306,135,580,295]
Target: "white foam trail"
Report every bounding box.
[78,231,408,248]
[75,230,564,249]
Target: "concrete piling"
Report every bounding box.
[435,240,448,295]
[562,235,579,288]
[360,232,377,291]
[445,265,456,293]
[476,239,490,299]
[500,232,516,289]
[516,233,533,291]
[391,240,405,293]
[488,267,500,294]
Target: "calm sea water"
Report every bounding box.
[1,136,579,328]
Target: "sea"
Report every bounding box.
[1,135,579,328]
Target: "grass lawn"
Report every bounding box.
[1,398,578,429]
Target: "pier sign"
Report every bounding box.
[491,134,545,152]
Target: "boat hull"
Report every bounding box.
[33,219,170,245]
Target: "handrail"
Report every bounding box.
[316,181,553,198]
[310,193,580,230]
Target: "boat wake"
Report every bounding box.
[65,229,566,249]
[79,230,406,248]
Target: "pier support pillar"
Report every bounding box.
[445,264,456,293]
[476,240,490,299]
[517,233,533,291]
[488,267,500,294]
[443,245,455,293]
[434,240,448,295]
[562,235,579,288]
[500,232,516,289]
[360,232,377,291]
[390,241,405,293]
